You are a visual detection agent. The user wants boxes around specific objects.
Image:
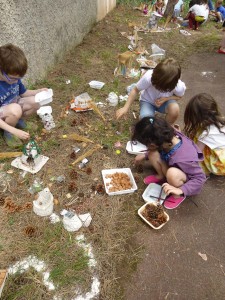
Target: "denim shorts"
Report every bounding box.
[139,99,177,119]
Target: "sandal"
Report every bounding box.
[143,175,165,185]
[16,119,27,129]
[3,131,22,148]
[163,195,186,209]
[218,48,225,54]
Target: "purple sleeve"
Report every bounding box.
[175,161,206,196]
[18,80,27,95]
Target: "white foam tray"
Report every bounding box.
[142,183,167,205]
[102,168,137,195]
[126,141,147,155]
[11,155,49,174]
[138,202,169,230]
[89,81,105,89]
[35,89,53,106]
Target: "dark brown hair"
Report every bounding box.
[151,58,181,92]
[184,93,225,139]
[132,116,175,148]
[0,43,28,77]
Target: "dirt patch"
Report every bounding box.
[0,4,225,300]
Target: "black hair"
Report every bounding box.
[131,116,175,148]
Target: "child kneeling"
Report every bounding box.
[132,116,206,209]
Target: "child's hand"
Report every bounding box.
[162,183,183,196]
[13,128,30,140]
[134,153,145,164]
[37,88,48,92]
[155,97,166,107]
[116,107,128,119]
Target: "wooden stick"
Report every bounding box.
[72,144,102,165]
[0,152,22,159]
[89,102,106,122]
[62,133,94,143]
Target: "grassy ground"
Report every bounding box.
[0,3,224,300]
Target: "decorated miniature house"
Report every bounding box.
[21,139,41,167]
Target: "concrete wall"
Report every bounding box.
[97,0,117,21]
[0,0,116,82]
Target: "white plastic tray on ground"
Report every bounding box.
[11,155,49,174]
[101,168,137,195]
[89,81,105,89]
[126,141,147,155]
[138,202,169,230]
[35,89,53,106]
[142,183,167,205]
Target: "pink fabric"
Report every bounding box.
[164,195,186,209]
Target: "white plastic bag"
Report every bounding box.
[151,43,166,55]
[107,92,118,106]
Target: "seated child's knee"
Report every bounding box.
[9,103,23,118]
[166,167,186,186]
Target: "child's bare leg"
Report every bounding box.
[165,102,179,124]
[19,96,40,117]
[148,150,168,179]
[166,167,187,187]
[2,103,22,127]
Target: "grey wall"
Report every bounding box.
[0,0,98,82]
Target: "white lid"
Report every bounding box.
[37,106,52,115]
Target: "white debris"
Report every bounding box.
[8,255,55,290]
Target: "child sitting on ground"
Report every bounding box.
[116,58,186,124]
[132,116,206,209]
[0,43,48,148]
[153,0,165,15]
[212,0,225,22]
[186,0,209,29]
[184,93,225,175]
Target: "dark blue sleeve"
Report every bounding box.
[18,80,27,95]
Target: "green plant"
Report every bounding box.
[41,138,60,152]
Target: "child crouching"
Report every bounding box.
[132,116,206,209]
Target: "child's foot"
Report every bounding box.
[163,195,186,209]
[16,119,27,129]
[144,175,165,185]
[3,131,23,148]
[218,48,225,54]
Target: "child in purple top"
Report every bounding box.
[132,116,206,209]
[0,44,48,148]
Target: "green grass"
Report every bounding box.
[1,223,91,299]
[41,138,60,152]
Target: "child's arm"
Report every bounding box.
[20,88,48,97]
[166,161,206,196]
[116,86,139,119]
[155,95,182,107]
[0,119,30,140]
[162,183,183,196]
[196,140,205,151]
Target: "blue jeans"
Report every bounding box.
[208,0,214,11]
[139,99,177,119]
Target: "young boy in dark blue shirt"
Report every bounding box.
[0,43,47,147]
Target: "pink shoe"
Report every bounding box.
[143,175,165,185]
[164,195,186,209]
